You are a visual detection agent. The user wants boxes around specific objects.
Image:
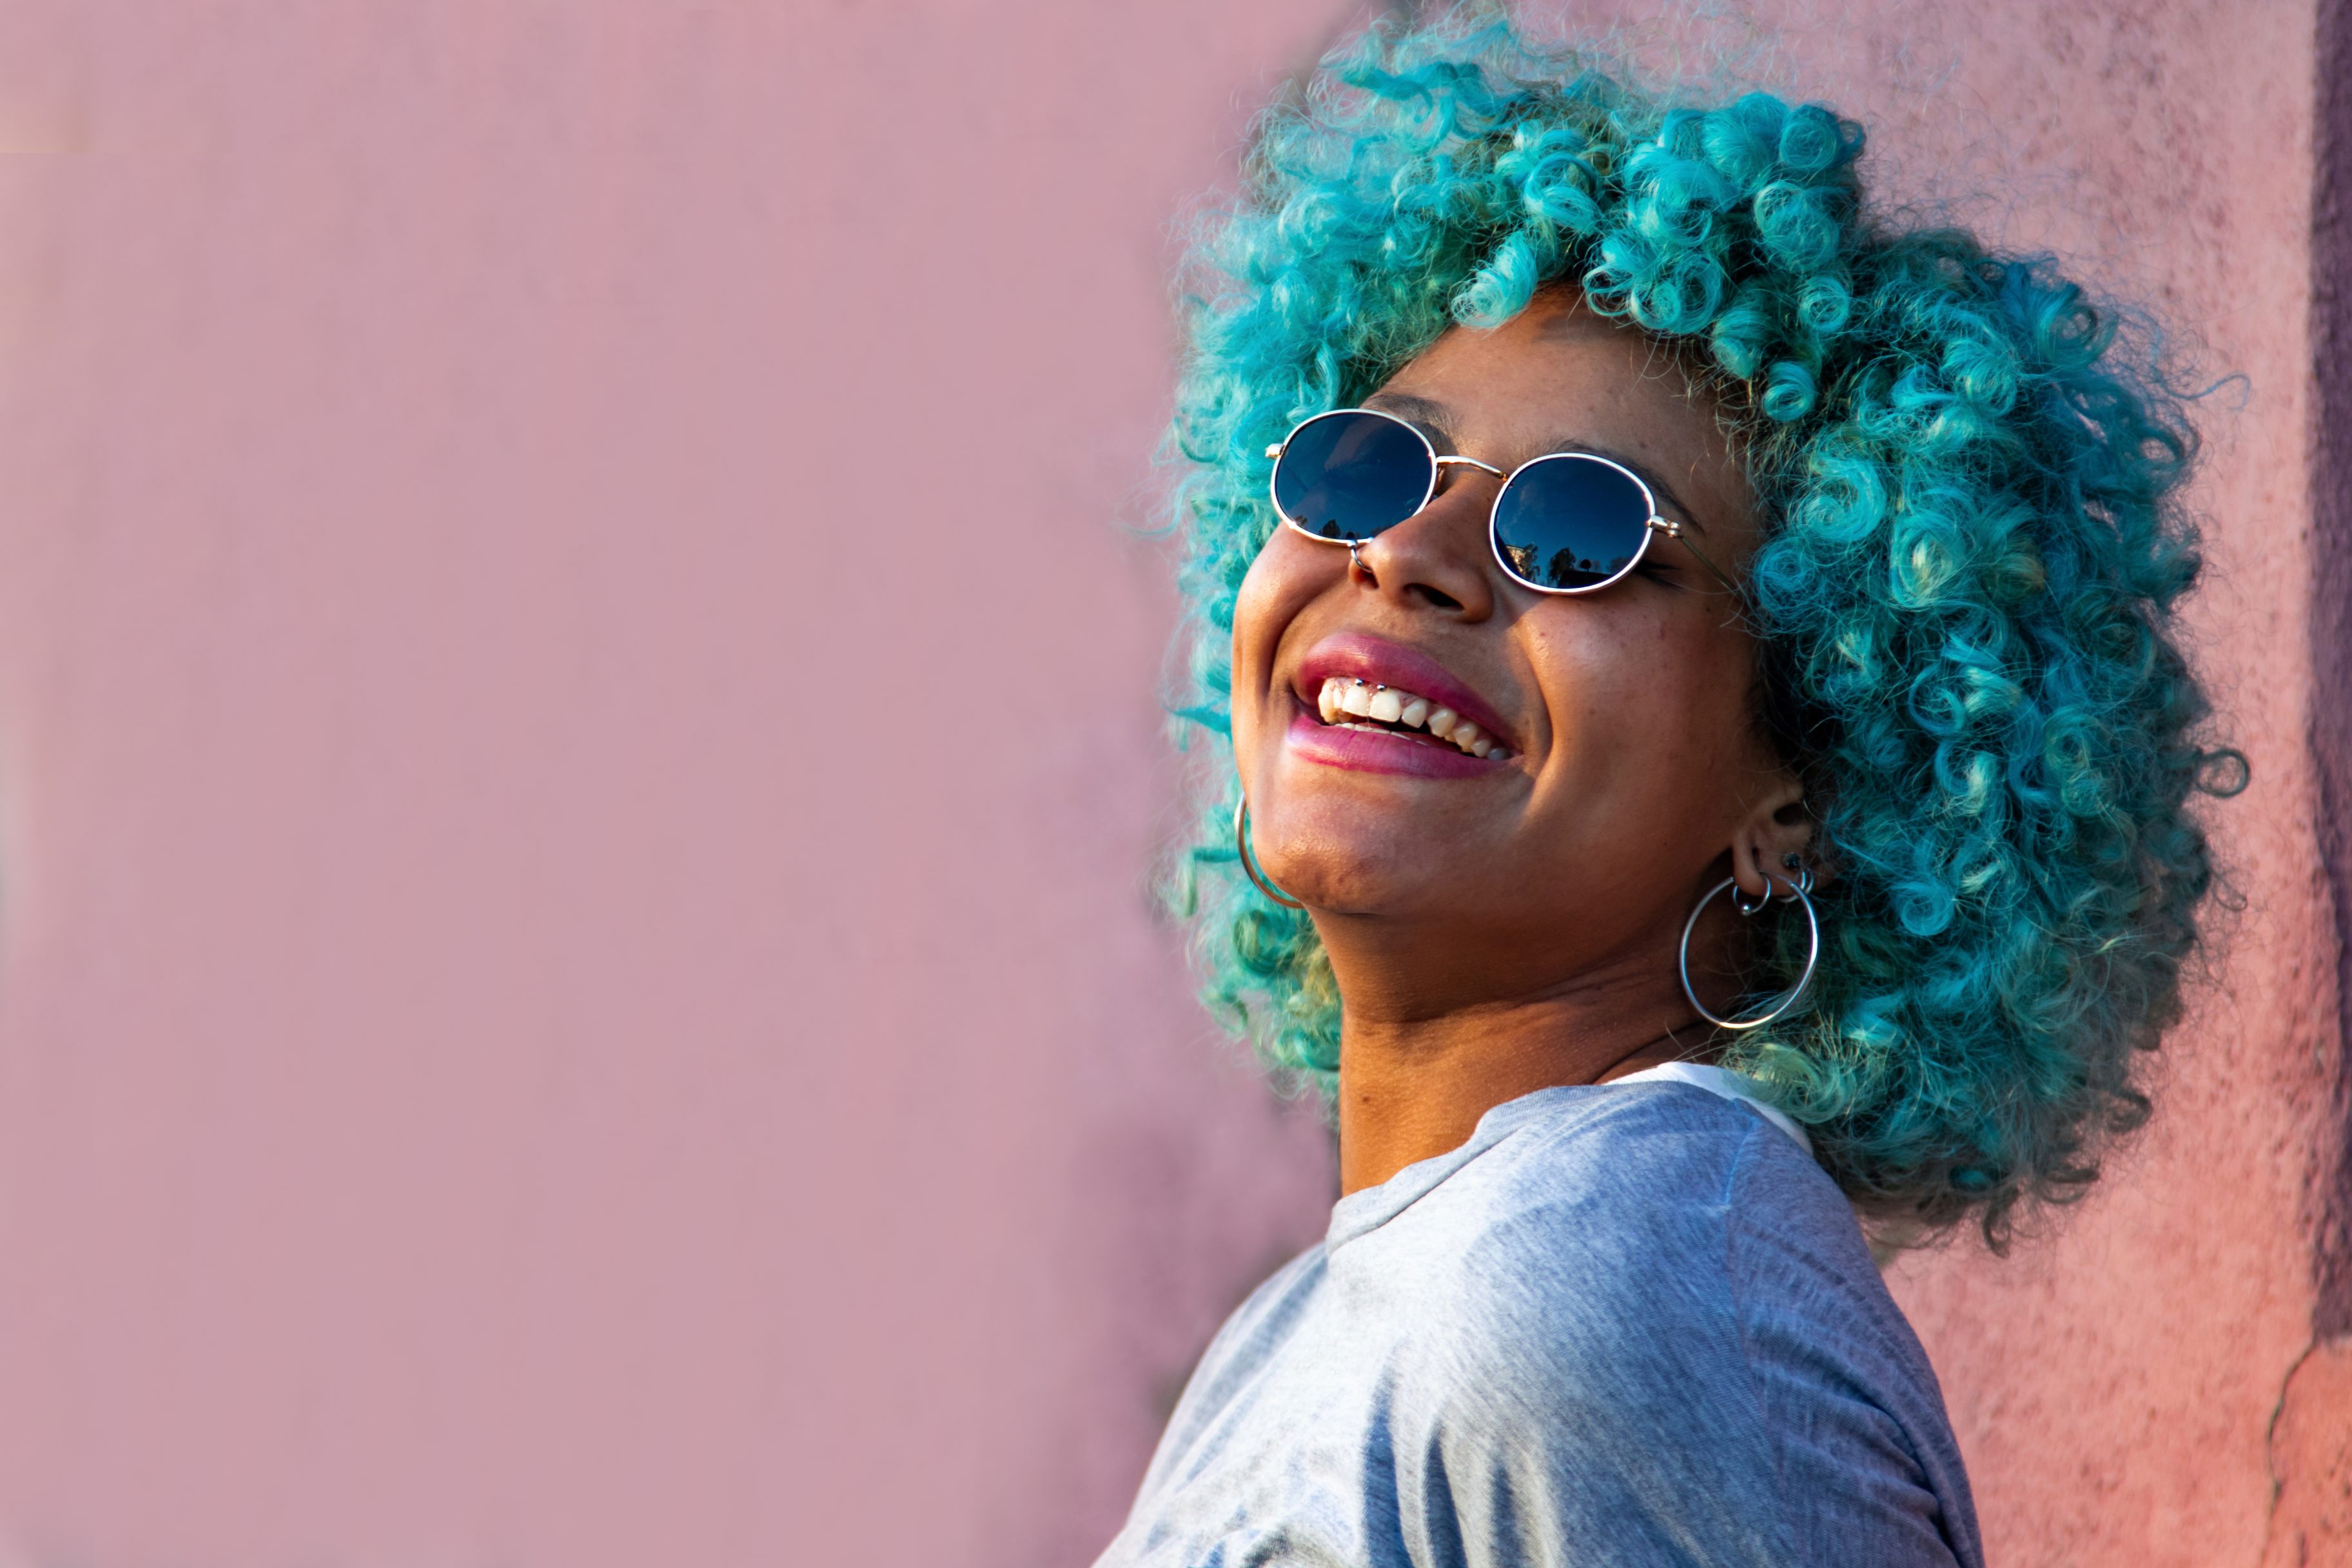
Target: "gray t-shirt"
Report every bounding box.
[1095,1078,1983,1567]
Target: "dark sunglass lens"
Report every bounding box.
[1492,456,1653,590]
[1271,412,1431,542]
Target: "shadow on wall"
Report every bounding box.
[2272,0,2352,1558]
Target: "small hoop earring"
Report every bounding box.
[1679,873,1820,1032]
[1233,798,1307,910]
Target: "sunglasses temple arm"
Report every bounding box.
[1657,520,1747,602]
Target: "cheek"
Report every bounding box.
[1526,618,1760,833]
[1229,538,1327,761]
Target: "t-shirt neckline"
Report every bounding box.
[1323,1066,1810,1251]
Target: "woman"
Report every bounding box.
[1099,13,2238,1568]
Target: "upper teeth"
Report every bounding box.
[1314,677,1509,760]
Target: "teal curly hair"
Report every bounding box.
[1162,10,2242,1242]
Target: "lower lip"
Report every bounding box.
[1284,709,1508,778]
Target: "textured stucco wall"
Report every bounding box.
[2268,0,2351,1562]
[0,1,2335,1565]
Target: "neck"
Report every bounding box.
[1330,955,1710,1197]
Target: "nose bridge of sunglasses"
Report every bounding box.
[1426,454,1507,513]
[1435,453,1507,478]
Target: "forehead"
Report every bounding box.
[1367,295,1748,526]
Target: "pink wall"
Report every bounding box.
[0,3,1349,1563]
[0,1,2335,1565]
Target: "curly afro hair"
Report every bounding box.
[1159,6,2243,1243]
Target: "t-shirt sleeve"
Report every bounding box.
[1725,1132,1984,1568]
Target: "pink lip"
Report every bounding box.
[1293,632,1518,749]
[1283,631,1522,779]
[1286,710,1502,777]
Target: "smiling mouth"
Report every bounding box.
[1312,676,1513,760]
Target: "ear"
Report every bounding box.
[1729,772,1821,903]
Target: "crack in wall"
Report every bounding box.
[2261,1337,2352,1564]
[2260,1338,2306,1561]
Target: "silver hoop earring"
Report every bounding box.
[1233,798,1306,910]
[1679,870,1819,1032]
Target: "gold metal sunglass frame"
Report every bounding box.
[1266,406,1741,598]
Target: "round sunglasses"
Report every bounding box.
[1264,407,1738,596]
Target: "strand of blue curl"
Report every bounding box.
[1157,6,2244,1247]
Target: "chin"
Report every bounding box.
[1250,791,1470,917]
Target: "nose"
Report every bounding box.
[1349,462,1503,618]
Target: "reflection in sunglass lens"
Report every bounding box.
[1271,412,1433,542]
[1491,456,1654,591]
